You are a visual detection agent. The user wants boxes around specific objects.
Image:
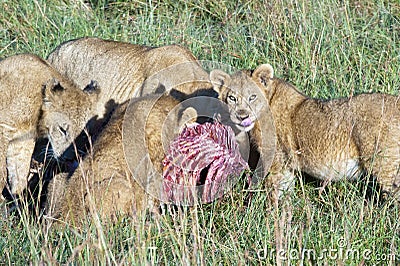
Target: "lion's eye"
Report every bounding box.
[58,126,68,137]
[249,94,257,102]
[228,95,237,102]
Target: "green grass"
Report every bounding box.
[1,0,400,264]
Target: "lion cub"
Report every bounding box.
[47,37,212,119]
[0,54,99,198]
[253,64,400,200]
[46,92,198,223]
[209,67,277,184]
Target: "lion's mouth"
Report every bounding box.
[236,117,255,132]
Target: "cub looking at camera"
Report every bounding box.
[253,63,400,201]
[209,66,277,185]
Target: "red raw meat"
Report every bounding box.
[162,120,249,205]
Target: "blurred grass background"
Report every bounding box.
[0,0,399,264]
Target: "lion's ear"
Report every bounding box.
[83,80,101,95]
[252,64,274,87]
[209,69,231,93]
[181,107,197,125]
[47,78,64,93]
[174,107,198,135]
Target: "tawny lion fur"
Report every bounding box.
[0,54,99,198]
[46,93,198,223]
[254,64,400,200]
[47,37,211,119]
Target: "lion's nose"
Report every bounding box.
[236,111,249,121]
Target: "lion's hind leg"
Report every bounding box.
[365,143,400,202]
